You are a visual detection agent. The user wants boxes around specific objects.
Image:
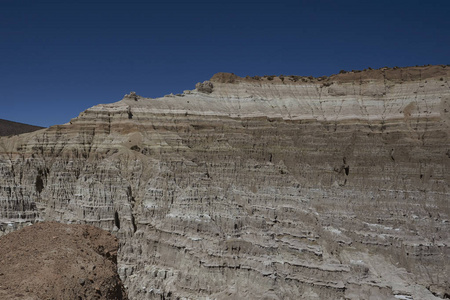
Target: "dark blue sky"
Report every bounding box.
[1,0,449,127]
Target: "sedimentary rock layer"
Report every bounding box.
[0,65,449,299]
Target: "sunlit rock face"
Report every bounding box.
[0,65,449,299]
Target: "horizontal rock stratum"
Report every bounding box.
[0,65,449,299]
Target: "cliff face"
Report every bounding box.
[0,65,449,299]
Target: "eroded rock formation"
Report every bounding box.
[0,65,449,299]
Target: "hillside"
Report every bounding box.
[0,222,127,300]
[0,65,449,299]
[0,119,44,136]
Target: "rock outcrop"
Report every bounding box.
[0,222,127,300]
[0,65,449,299]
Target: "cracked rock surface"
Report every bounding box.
[0,65,449,299]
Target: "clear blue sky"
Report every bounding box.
[1,0,449,127]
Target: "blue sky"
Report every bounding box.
[1,0,449,127]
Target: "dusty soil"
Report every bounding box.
[0,222,127,300]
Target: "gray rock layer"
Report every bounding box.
[0,66,449,299]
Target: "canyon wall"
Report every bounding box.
[0,66,449,299]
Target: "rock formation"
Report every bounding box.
[0,222,127,299]
[0,65,449,299]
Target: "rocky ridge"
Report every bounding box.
[0,65,449,299]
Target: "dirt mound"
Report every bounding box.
[0,222,127,300]
[0,119,44,136]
